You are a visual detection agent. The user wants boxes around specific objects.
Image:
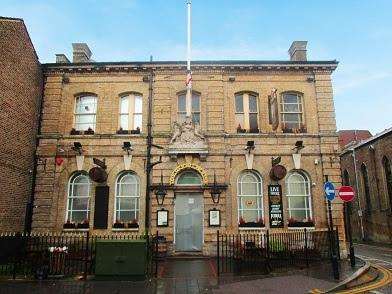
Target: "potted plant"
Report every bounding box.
[128,219,139,228]
[256,217,265,227]
[76,219,89,229]
[299,123,307,133]
[113,219,125,229]
[63,220,76,229]
[238,216,246,227]
[130,127,141,134]
[282,123,293,133]
[116,127,129,134]
[70,128,81,135]
[237,124,246,133]
[84,127,94,135]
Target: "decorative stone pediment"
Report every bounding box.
[168,117,208,160]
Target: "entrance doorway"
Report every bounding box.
[175,193,203,251]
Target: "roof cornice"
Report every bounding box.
[43,60,338,74]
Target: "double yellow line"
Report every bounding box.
[310,263,392,294]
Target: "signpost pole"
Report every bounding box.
[325,175,340,280]
[344,200,356,267]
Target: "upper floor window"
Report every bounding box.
[66,172,91,223]
[115,172,140,223]
[361,163,372,213]
[382,156,392,210]
[178,92,200,125]
[237,171,263,225]
[285,171,312,221]
[235,93,259,133]
[119,94,142,131]
[74,95,97,131]
[281,92,303,130]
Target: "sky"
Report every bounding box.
[2,0,391,134]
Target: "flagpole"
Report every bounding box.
[186,0,192,117]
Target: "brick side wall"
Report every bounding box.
[0,18,42,231]
[340,132,392,243]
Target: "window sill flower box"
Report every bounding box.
[113,221,125,229]
[76,220,89,229]
[70,128,81,135]
[84,128,95,135]
[116,128,129,135]
[238,217,265,228]
[63,221,76,229]
[287,218,314,228]
[130,127,141,135]
[127,220,139,229]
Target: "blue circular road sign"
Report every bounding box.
[324,181,336,201]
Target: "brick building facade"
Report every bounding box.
[31,41,346,255]
[340,128,392,243]
[0,17,42,231]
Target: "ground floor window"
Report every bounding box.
[285,171,312,222]
[115,172,140,223]
[66,172,91,223]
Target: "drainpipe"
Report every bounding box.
[24,64,44,233]
[351,147,365,240]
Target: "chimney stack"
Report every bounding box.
[288,41,307,61]
[72,43,92,63]
[55,54,70,64]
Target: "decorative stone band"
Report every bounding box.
[169,162,208,185]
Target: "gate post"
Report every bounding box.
[83,231,89,280]
[216,230,220,276]
[304,228,309,268]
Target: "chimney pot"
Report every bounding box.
[288,41,308,61]
[56,54,70,64]
[72,43,92,63]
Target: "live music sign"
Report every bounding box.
[338,186,355,202]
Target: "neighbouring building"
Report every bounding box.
[338,130,372,149]
[0,17,42,231]
[31,41,346,255]
[340,127,392,243]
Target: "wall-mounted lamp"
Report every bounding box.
[245,140,255,153]
[228,76,235,82]
[122,141,133,155]
[72,142,83,155]
[155,172,167,206]
[293,140,304,153]
[210,172,221,204]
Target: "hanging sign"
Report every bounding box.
[268,184,284,228]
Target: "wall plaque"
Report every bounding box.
[157,209,168,227]
[268,184,284,228]
[209,209,220,227]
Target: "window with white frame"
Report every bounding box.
[74,95,97,131]
[119,94,142,131]
[115,172,140,223]
[281,92,303,129]
[235,93,259,132]
[66,173,91,223]
[237,171,263,224]
[177,92,200,124]
[285,171,312,221]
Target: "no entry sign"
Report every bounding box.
[338,186,355,202]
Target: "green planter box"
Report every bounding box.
[95,239,147,277]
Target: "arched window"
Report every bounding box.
[281,92,303,130]
[285,171,312,220]
[361,163,372,213]
[66,173,91,223]
[119,94,142,131]
[74,95,97,131]
[177,92,200,124]
[237,171,263,224]
[382,156,392,210]
[115,172,140,223]
[176,170,202,185]
[343,169,350,186]
[235,93,259,133]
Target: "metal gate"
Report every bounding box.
[175,193,203,251]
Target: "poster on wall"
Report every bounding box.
[268,184,284,228]
[209,209,220,227]
[157,209,168,227]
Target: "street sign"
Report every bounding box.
[324,181,336,201]
[338,186,355,202]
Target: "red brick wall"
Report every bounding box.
[0,18,42,231]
